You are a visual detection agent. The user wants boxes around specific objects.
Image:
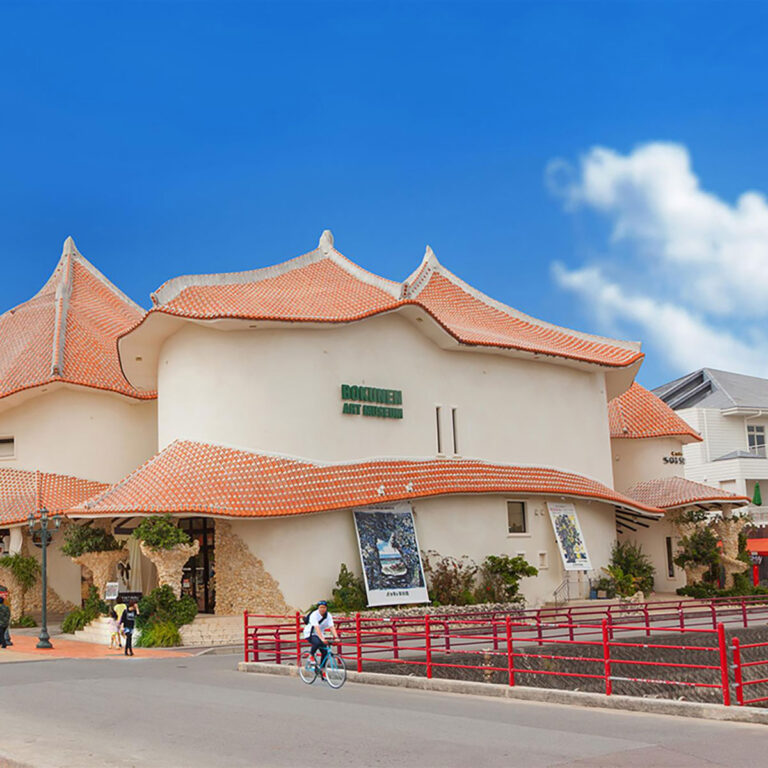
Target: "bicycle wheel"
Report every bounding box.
[324,653,347,689]
[298,653,318,684]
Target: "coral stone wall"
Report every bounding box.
[214,520,289,615]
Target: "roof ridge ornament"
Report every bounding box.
[61,236,79,258]
[318,229,334,255]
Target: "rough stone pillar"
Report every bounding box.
[73,549,128,598]
[139,541,200,599]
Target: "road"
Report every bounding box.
[0,654,765,768]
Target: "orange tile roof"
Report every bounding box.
[132,234,643,370]
[608,383,702,442]
[0,468,109,526]
[70,439,663,519]
[0,238,156,403]
[624,476,749,511]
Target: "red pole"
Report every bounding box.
[392,619,399,660]
[355,613,362,673]
[506,616,515,687]
[568,608,574,642]
[717,623,731,706]
[601,619,612,696]
[243,610,248,663]
[295,612,301,666]
[274,629,281,665]
[425,614,432,679]
[536,612,542,647]
[732,637,744,706]
[644,606,651,638]
[753,565,760,588]
[710,602,717,630]
[742,597,748,629]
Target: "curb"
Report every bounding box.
[237,661,768,725]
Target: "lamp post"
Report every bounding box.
[28,508,61,649]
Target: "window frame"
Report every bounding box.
[0,436,15,460]
[506,500,529,537]
[747,424,766,457]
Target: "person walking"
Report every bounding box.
[119,601,139,656]
[0,596,10,649]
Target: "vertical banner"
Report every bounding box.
[353,503,429,606]
[547,501,592,571]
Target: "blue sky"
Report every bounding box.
[2,1,767,387]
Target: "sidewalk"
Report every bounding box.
[0,634,192,663]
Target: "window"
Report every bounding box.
[0,437,14,459]
[748,425,766,457]
[435,406,443,454]
[451,407,459,455]
[538,551,549,570]
[665,536,675,578]
[507,501,527,534]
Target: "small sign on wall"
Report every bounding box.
[547,501,592,571]
[341,384,404,420]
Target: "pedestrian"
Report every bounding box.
[113,597,127,648]
[0,596,10,649]
[108,609,121,649]
[119,601,139,656]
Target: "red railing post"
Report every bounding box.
[243,610,248,662]
[717,622,731,706]
[742,598,748,628]
[678,602,685,631]
[732,637,744,706]
[295,612,301,666]
[252,627,259,662]
[710,602,717,630]
[601,618,612,696]
[644,605,651,637]
[425,614,433,679]
[392,619,400,660]
[274,628,282,665]
[444,621,451,652]
[536,611,543,647]
[506,616,515,687]
[607,608,614,640]
[492,619,499,651]
[568,608,574,642]
[355,613,362,673]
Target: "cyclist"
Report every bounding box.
[303,600,339,671]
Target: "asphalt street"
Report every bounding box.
[0,653,765,768]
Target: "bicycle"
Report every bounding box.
[298,645,347,689]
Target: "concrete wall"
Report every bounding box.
[157,314,615,485]
[231,494,618,611]
[24,527,82,608]
[611,436,685,493]
[0,387,157,483]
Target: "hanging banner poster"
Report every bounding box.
[353,503,429,607]
[547,501,592,571]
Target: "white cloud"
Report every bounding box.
[548,142,768,378]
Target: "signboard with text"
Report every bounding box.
[341,384,403,420]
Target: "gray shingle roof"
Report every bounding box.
[653,368,768,410]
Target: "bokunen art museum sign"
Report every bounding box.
[341,384,403,419]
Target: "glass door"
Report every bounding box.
[179,518,215,613]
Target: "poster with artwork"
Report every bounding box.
[353,503,429,607]
[547,501,592,571]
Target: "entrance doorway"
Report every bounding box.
[179,518,215,613]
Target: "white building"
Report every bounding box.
[0,232,749,617]
[654,369,768,524]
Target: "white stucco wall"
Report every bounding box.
[25,528,82,607]
[618,518,686,594]
[231,494,618,611]
[0,387,157,483]
[157,315,615,484]
[611,436,686,493]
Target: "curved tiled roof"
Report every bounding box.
[127,233,643,371]
[0,237,156,402]
[608,383,702,442]
[624,476,749,511]
[0,468,108,526]
[70,439,663,519]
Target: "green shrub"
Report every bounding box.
[61,585,109,634]
[423,551,478,606]
[11,615,37,628]
[475,555,537,603]
[132,515,191,551]
[61,525,122,558]
[136,585,197,633]
[136,620,182,648]
[3,554,40,615]
[610,541,655,595]
[328,564,367,612]
[602,565,639,598]
[674,528,721,571]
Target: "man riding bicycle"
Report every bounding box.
[303,600,339,670]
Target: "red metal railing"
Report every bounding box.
[243,605,754,706]
[732,636,768,706]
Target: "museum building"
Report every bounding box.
[0,232,748,617]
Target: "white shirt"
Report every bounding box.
[302,609,334,639]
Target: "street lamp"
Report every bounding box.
[28,508,62,649]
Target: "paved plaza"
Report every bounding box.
[0,653,766,768]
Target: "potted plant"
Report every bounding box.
[61,522,126,597]
[132,515,199,599]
